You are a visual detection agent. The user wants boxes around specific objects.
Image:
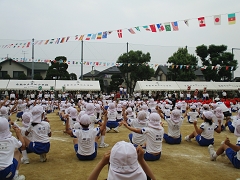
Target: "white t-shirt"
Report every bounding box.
[165,118,183,138]
[199,122,218,139]
[88,115,99,129]
[27,121,51,143]
[216,102,229,112]
[0,136,22,169]
[107,111,117,121]
[74,127,100,156]
[187,111,199,123]
[141,126,164,153]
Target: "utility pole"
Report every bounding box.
[31,38,34,80]
[231,48,240,81]
[81,40,83,80]
[126,42,129,94]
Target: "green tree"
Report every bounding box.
[109,74,124,92]
[167,47,198,81]
[196,44,238,81]
[117,50,154,94]
[69,73,77,80]
[34,73,43,80]
[18,73,27,80]
[45,56,70,80]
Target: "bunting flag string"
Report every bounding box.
[0,11,239,49]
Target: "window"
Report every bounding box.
[0,71,8,78]
[13,71,24,78]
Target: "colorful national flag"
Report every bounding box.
[44,40,49,45]
[66,36,70,42]
[171,21,179,31]
[108,31,113,35]
[91,34,96,40]
[156,23,165,31]
[135,27,141,31]
[149,24,157,32]
[117,29,122,38]
[184,20,189,26]
[68,60,70,64]
[142,25,151,31]
[72,61,75,64]
[49,39,55,44]
[198,17,206,27]
[85,34,92,40]
[128,28,136,34]
[26,42,31,48]
[55,38,61,44]
[79,35,84,41]
[228,13,236,25]
[38,40,43,45]
[97,32,102,40]
[102,31,108,39]
[60,37,65,43]
[75,35,79,40]
[164,23,171,31]
[214,15,221,25]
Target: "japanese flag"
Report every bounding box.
[198,17,206,27]
[214,15,221,25]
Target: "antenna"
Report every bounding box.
[22,50,28,61]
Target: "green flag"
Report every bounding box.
[38,86,42,91]
[164,23,171,31]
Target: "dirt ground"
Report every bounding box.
[12,111,240,180]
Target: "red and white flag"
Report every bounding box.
[198,17,206,27]
[117,29,122,38]
[214,15,221,25]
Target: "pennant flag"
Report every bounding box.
[184,20,189,26]
[44,40,49,45]
[68,60,70,64]
[198,17,206,27]
[108,31,113,35]
[75,35,79,40]
[60,37,65,43]
[135,27,140,31]
[156,23,165,32]
[55,38,61,44]
[214,15,221,25]
[164,23,171,31]
[142,25,151,31]
[91,34,97,40]
[102,31,108,39]
[85,34,92,40]
[26,42,31,48]
[72,61,75,64]
[79,35,84,41]
[76,62,78,64]
[66,36,70,42]
[226,66,229,70]
[149,24,157,32]
[171,21,179,31]
[228,13,236,24]
[97,32,102,40]
[128,28,136,34]
[117,29,122,38]
[38,40,43,45]
[49,39,55,44]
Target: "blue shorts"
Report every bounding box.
[106,121,119,128]
[116,118,123,122]
[28,142,50,155]
[0,158,18,180]
[144,152,161,161]
[226,147,240,169]
[227,121,235,133]
[16,111,23,118]
[195,135,214,146]
[182,110,186,113]
[74,142,97,161]
[104,106,109,110]
[164,134,181,144]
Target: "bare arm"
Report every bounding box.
[215,120,222,133]
[122,121,142,134]
[225,138,240,152]
[193,121,202,135]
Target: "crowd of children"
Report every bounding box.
[0,94,240,179]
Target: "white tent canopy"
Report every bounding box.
[176,81,217,91]
[55,80,100,91]
[0,80,10,90]
[134,81,180,91]
[212,82,240,90]
[6,80,55,91]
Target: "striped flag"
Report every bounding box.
[97,32,102,39]
[149,24,157,32]
[142,25,151,31]
[91,34,96,40]
[55,38,61,44]
[79,35,84,41]
[156,23,165,31]
[66,36,70,42]
[128,28,136,34]
[117,29,122,38]
[228,13,236,25]
[60,37,65,43]
[171,21,179,31]
[85,34,92,40]
[44,40,49,44]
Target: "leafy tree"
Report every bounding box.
[109,74,124,92]
[3,74,11,79]
[18,73,27,80]
[45,56,70,80]
[167,47,198,81]
[69,73,77,80]
[34,73,43,80]
[196,44,238,81]
[117,50,154,94]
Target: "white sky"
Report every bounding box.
[0,0,240,78]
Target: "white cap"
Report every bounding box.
[31,105,43,123]
[79,114,91,126]
[148,113,161,129]
[0,117,12,140]
[203,111,214,120]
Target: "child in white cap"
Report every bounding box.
[106,103,120,133]
[0,117,25,180]
[123,112,164,161]
[227,109,240,133]
[87,141,156,180]
[185,111,221,146]
[21,105,51,163]
[164,109,184,144]
[72,111,108,160]
[184,105,199,123]
[208,120,240,168]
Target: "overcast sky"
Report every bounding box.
[1,0,240,78]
